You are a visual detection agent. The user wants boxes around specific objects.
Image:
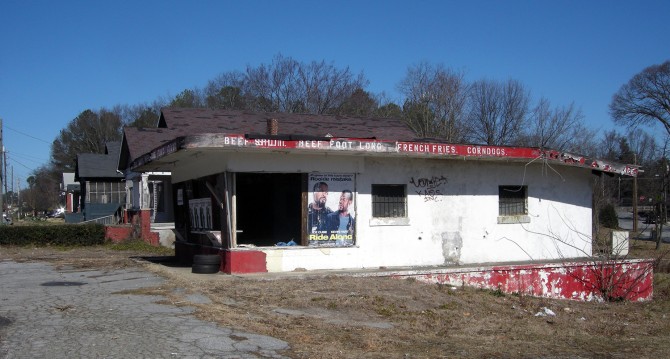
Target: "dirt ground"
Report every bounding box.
[2,243,670,359]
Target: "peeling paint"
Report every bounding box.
[393,260,654,302]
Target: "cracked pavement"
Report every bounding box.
[0,260,289,358]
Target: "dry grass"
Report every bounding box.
[2,243,670,358]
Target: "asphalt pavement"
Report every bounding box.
[0,260,289,359]
[617,209,670,243]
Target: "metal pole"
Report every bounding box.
[633,154,638,234]
[17,178,20,219]
[0,118,4,225]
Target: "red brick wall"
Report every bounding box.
[138,209,159,246]
[105,226,133,243]
[123,209,159,246]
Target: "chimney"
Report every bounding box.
[267,118,278,135]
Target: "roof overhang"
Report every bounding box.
[130,133,639,177]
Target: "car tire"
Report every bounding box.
[193,254,221,266]
[192,264,220,274]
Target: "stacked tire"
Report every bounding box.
[192,254,221,274]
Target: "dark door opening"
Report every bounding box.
[235,173,303,247]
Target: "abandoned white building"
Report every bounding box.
[127,108,646,296]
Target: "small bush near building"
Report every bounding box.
[0,224,105,246]
[599,204,619,229]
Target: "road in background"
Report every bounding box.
[617,208,669,243]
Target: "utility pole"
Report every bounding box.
[0,117,4,224]
[16,177,20,219]
[3,150,7,197]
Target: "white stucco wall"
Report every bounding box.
[179,152,594,272]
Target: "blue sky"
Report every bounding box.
[1,0,669,186]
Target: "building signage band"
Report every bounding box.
[211,134,638,176]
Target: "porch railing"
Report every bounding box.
[79,214,119,225]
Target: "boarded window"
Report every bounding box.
[499,185,527,216]
[372,184,406,218]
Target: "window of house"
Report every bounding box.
[371,184,408,226]
[498,185,530,223]
[86,181,126,205]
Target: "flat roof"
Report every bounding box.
[130,132,639,177]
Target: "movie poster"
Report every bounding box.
[307,173,355,247]
[189,198,212,232]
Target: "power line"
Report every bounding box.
[6,157,34,172]
[4,125,51,144]
[6,152,48,165]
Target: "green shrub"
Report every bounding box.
[599,204,619,229]
[0,224,105,246]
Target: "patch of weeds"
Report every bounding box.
[372,296,386,304]
[421,309,437,318]
[372,297,398,317]
[50,245,84,252]
[438,302,459,310]
[326,301,338,310]
[106,240,173,254]
[375,304,398,317]
[436,282,455,292]
[490,287,505,297]
[311,296,326,302]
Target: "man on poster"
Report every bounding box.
[308,181,332,233]
[327,189,355,245]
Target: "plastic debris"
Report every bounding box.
[535,307,556,317]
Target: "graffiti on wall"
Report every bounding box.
[410,175,448,202]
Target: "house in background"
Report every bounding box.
[118,127,177,246]
[70,142,125,224]
[61,172,80,215]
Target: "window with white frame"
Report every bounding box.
[86,181,126,204]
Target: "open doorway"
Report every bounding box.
[235,173,303,247]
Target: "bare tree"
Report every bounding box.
[398,62,468,141]
[523,98,586,151]
[465,79,529,145]
[299,59,368,114]
[626,128,658,165]
[610,60,670,134]
[204,71,248,110]
[597,130,623,160]
[242,55,369,114]
[245,54,302,112]
[168,88,205,108]
[334,88,378,116]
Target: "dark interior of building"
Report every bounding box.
[235,172,303,246]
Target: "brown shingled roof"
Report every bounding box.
[157,108,417,141]
[120,108,417,171]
